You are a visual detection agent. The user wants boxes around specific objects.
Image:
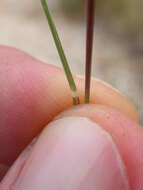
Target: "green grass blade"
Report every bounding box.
[41,0,80,105]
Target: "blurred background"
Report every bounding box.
[0,0,143,123]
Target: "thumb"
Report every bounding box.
[1,117,129,190]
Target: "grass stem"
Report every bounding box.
[85,0,95,103]
[41,0,80,105]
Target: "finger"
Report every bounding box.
[0,45,137,166]
[0,164,9,181]
[1,117,129,190]
[58,104,143,190]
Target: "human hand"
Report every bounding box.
[0,46,142,190]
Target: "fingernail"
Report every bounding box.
[1,117,129,190]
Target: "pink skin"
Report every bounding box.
[0,45,138,166]
[58,105,143,190]
[0,46,62,165]
[1,117,129,190]
[0,45,142,189]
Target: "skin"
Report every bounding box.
[0,45,142,189]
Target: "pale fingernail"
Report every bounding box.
[1,117,129,190]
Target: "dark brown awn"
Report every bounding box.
[85,0,95,103]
